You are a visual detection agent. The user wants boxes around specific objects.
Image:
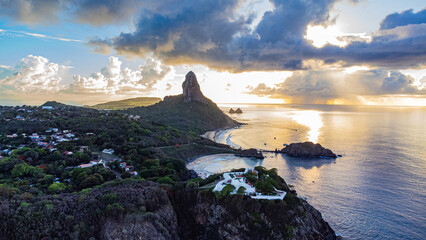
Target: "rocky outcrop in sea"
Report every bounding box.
[281,142,337,158]
[236,148,264,159]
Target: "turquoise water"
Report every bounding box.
[188,104,426,240]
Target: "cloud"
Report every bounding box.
[380,8,426,30]
[72,0,144,26]
[3,1,425,72]
[85,1,426,72]
[0,0,62,25]
[0,55,172,98]
[247,69,424,104]
[0,0,143,26]
[68,56,172,95]
[0,29,82,42]
[0,55,70,93]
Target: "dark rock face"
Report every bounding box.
[0,180,338,240]
[182,71,207,103]
[171,187,338,240]
[281,142,337,158]
[236,148,264,159]
[229,108,242,113]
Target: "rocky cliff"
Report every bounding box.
[127,71,240,133]
[281,142,337,158]
[0,180,338,240]
[183,71,208,104]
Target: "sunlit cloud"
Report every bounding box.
[0,55,173,104]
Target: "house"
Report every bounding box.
[65,133,75,138]
[90,159,104,166]
[63,151,73,156]
[124,165,134,171]
[42,106,53,110]
[79,146,89,152]
[79,163,92,168]
[129,171,138,176]
[213,168,286,200]
[102,148,114,155]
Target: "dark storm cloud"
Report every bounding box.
[89,0,426,71]
[2,1,426,71]
[0,0,62,25]
[71,0,162,25]
[92,0,338,72]
[380,8,426,30]
[0,0,143,25]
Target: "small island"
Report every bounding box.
[229,108,243,113]
[236,148,264,159]
[280,141,337,158]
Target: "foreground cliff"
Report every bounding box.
[126,71,240,133]
[0,180,337,240]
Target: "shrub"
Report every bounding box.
[220,184,235,196]
[48,182,66,193]
[237,186,246,195]
[157,176,173,184]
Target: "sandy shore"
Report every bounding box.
[200,125,242,143]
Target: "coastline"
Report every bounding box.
[201,125,242,143]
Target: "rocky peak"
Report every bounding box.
[182,71,207,103]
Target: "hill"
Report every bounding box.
[126,71,240,133]
[41,101,71,108]
[89,97,161,110]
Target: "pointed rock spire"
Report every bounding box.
[182,71,207,103]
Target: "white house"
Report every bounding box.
[102,148,114,155]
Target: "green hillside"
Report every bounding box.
[89,97,162,110]
[126,95,240,134]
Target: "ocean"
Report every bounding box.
[187,104,426,240]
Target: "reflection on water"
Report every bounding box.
[291,110,323,143]
[191,104,426,240]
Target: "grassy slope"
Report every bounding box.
[126,95,240,134]
[89,97,162,110]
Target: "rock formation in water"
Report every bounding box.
[229,108,243,114]
[236,148,264,159]
[281,142,337,158]
[182,71,208,103]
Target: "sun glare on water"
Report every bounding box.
[292,110,323,143]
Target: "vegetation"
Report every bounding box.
[0,102,333,240]
[88,97,161,110]
[125,94,239,134]
[219,184,235,196]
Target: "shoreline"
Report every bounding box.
[200,125,242,143]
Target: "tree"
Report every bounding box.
[80,173,104,189]
[237,186,246,195]
[220,184,235,196]
[254,180,274,194]
[11,163,42,178]
[48,182,66,193]
[157,176,173,184]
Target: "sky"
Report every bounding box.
[0,0,425,106]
